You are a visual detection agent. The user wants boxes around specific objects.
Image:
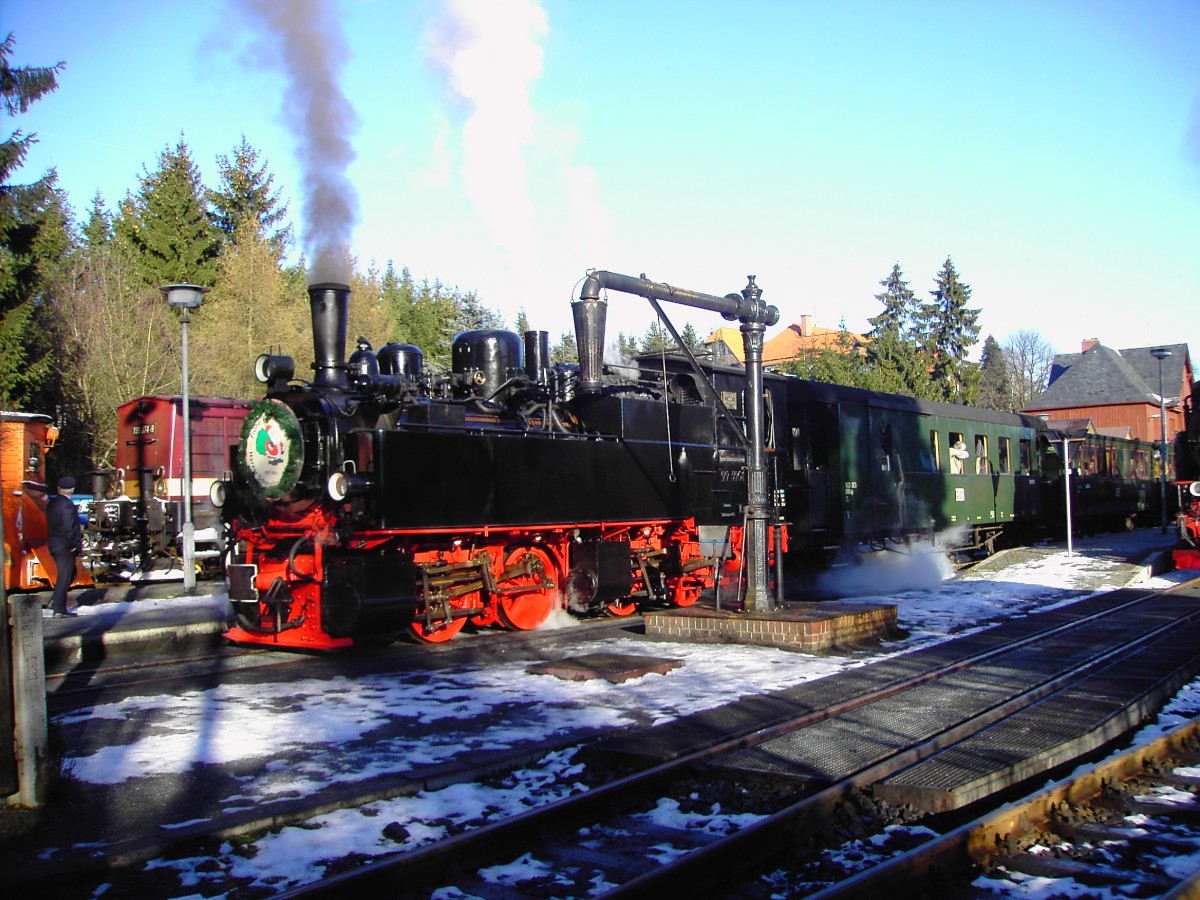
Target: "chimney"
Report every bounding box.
[800,314,813,337]
[1082,338,1099,352]
[309,282,350,389]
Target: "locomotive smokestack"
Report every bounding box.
[572,295,607,393]
[309,282,350,389]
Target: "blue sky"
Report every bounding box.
[6,0,1199,361]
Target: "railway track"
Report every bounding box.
[255,580,1200,898]
[802,716,1200,898]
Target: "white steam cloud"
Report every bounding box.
[232,0,359,283]
[814,530,961,598]
[425,0,549,285]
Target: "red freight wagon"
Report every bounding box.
[89,396,251,580]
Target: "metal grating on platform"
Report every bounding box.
[587,586,1200,770]
[709,663,1034,782]
[873,619,1200,812]
[713,595,1200,785]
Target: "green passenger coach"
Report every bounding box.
[781,380,1048,567]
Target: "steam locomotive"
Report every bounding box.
[215,281,766,649]
[215,273,1175,651]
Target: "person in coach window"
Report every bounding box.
[46,476,83,618]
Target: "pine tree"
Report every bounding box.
[615,332,640,359]
[0,33,65,407]
[864,263,931,398]
[550,331,577,364]
[114,135,221,289]
[640,319,675,353]
[679,322,702,354]
[976,334,1014,411]
[867,263,919,338]
[81,191,112,250]
[918,257,981,403]
[380,264,458,370]
[453,288,504,333]
[209,134,293,260]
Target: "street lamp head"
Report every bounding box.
[1150,346,1172,361]
[161,283,209,309]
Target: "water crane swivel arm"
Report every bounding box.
[579,270,779,327]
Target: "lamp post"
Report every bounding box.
[1150,346,1172,535]
[162,283,209,591]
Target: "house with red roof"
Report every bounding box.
[703,315,868,367]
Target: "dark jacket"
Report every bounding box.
[46,493,83,556]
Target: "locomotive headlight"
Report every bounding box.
[328,472,349,501]
[210,480,228,509]
[328,472,372,501]
[255,353,295,385]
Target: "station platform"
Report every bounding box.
[23,580,231,673]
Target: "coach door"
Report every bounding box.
[868,408,903,536]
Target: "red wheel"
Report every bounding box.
[497,547,559,631]
[669,577,702,608]
[409,591,477,643]
[606,598,638,617]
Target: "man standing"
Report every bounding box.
[46,476,83,618]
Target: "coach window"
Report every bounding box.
[998,437,1011,475]
[948,431,968,474]
[1019,439,1031,474]
[879,422,893,471]
[975,435,990,474]
[1133,449,1148,479]
[929,430,941,473]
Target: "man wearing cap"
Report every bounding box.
[46,476,83,618]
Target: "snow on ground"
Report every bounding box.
[42,593,227,619]
[55,539,1200,897]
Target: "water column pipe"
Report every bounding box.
[577,270,780,612]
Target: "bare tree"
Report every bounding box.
[1003,329,1056,409]
[57,229,178,467]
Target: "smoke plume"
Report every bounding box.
[233,0,359,284]
[425,0,549,284]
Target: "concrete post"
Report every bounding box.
[7,594,47,807]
